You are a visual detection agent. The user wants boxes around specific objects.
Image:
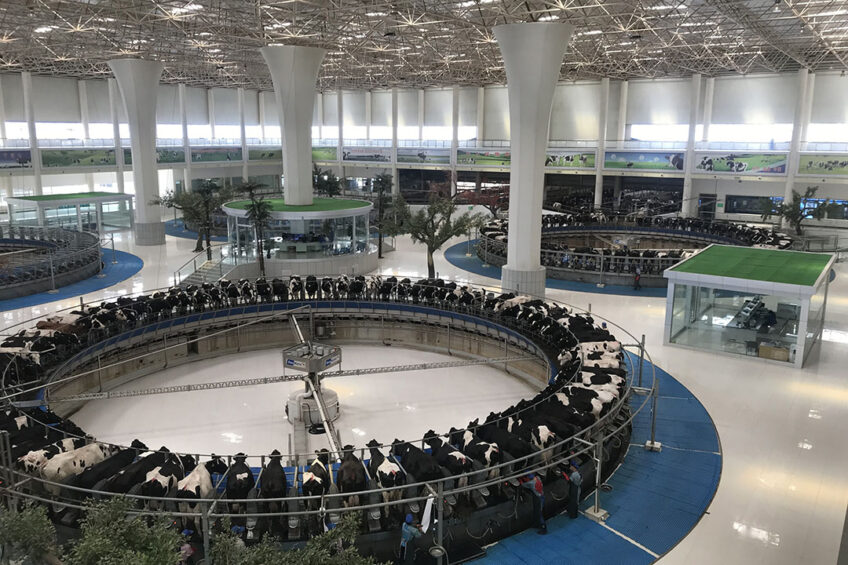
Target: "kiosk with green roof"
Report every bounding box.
[221,197,375,277]
[7,192,134,233]
[663,244,834,368]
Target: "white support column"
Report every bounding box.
[365,91,372,141]
[258,91,267,141]
[701,77,715,144]
[593,77,610,210]
[784,68,810,216]
[108,78,125,194]
[207,89,215,140]
[476,87,485,145]
[21,72,43,196]
[799,73,815,151]
[109,58,165,245]
[391,88,399,195]
[85,173,95,193]
[451,86,459,196]
[336,90,344,177]
[78,80,90,141]
[616,80,628,147]
[495,23,573,298]
[260,45,326,206]
[682,73,702,218]
[315,93,323,140]
[0,75,7,142]
[418,89,425,143]
[238,87,248,181]
[178,83,191,193]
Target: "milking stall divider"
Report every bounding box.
[0,279,661,564]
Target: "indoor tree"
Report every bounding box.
[313,163,342,197]
[372,172,395,258]
[0,503,61,564]
[389,193,484,278]
[151,180,233,259]
[238,182,273,277]
[760,186,840,236]
[457,185,509,217]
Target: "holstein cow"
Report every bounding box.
[103,446,173,494]
[18,437,87,475]
[301,450,331,498]
[423,431,473,488]
[41,443,117,495]
[259,450,288,528]
[141,452,192,509]
[337,445,367,508]
[225,453,256,515]
[64,440,148,496]
[448,427,501,479]
[366,440,405,508]
[177,455,228,531]
[390,440,443,483]
[477,417,536,459]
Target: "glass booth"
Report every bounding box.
[664,245,834,368]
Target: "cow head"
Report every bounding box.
[365,439,383,458]
[447,428,463,448]
[205,456,227,476]
[268,449,283,464]
[130,439,147,451]
[534,426,556,451]
[314,449,330,468]
[423,430,442,450]
[234,452,248,465]
[389,440,408,459]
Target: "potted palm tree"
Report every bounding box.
[237,181,273,277]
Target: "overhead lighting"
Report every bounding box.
[579,30,602,36]
[366,11,387,17]
[538,15,559,21]
[170,3,203,16]
[208,48,221,53]
[34,26,56,34]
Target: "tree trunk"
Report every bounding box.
[257,230,266,277]
[193,233,203,253]
[205,229,213,260]
[427,248,435,278]
[378,231,383,259]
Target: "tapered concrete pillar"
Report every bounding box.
[260,46,326,206]
[494,23,573,297]
[108,59,165,245]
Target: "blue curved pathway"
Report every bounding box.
[0,248,144,312]
[444,240,666,297]
[476,355,721,564]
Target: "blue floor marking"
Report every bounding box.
[164,219,228,242]
[443,240,667,297]
[0,248,144,312]
[474,358,721,563]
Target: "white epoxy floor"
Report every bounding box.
[3,230,848,564]
[71,345,536,460]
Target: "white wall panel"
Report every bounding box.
[483,86,509,140]
[423,88,452,127]
[397,90,418,127]
[243,90,259,125]
[212,87,240,125]
[156,84,180,124]
[627,79,690,124]
[32,76,80,122]
[263,92,279,125]
[313,93,320,126]
[323,92,339,125]
[458,88,477,127]
[371,90,392,126]
[83,79,111,123]
[185,87,209,124]
[550,82,600,141]
[343,90,367,125]
[712,74,797,124]
[810,73,848,123]
[0,73,25,121]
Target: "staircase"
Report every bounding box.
[174,245,238,286]
[180,260,227,286]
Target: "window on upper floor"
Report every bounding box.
[5,122,29,140]
[458,126,478,141]
[88,123,115,140]
[156,124,183,140]
[35,122,85,140]
[629,124,689,142]
[344,125,367,140]
[422,126,452,141]
[397,126,419,140]
[805,124,848,143]
[369,126,392,140]
[708,123,793,143]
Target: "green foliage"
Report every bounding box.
[313,164,342,197]
[152,181,233,254]
[238,181,273,276]
[372,173,395,258]
[64,497,180,565]
[0,503,57,561]
[391,193,484,277]
[760,186,839,235]
[210,514,384,565]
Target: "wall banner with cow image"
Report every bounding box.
[694,152,787,175]
[457,148,511,166]
[248,148,283,161]
[798,153,848,177]
[603,151,684,171]
[342,147,393,163]
[123,148,186,165]
[397,148,451,164]
[0,149,32,169]
[41,148,116,168]
[545,151,595,169]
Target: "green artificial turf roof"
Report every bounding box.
[671,245,831,286]
[226,197,369,212]
[16,192,128,202]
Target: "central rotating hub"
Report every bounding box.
[284,340,342,453]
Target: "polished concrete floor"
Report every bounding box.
[3,230,848,564]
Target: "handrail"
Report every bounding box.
[172,243,232,286]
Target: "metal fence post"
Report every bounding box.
[638,334,645,388]
[201,505,212,564]
[645,383,662,452]
[436,481,445,565]
[47,252,58,293]
[584,437,609,522]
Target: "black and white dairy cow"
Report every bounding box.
[41,442,118,495]
[366,440,405,506]
[64,440,148,496]
[18,437,87,474]
[259,450,288,521]
[337,445,367,508]
[225,453,256,514]
[176,455,228,530]
[141,452,193,509]
[391,440,443,483]
[103,446,172,494]
[423,431,473,487]
[301,449,331,498]
[448,427,502,477]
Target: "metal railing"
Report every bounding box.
[173,243,239,286]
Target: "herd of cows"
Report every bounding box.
[0,276,632,553]
[480,215,793,277]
